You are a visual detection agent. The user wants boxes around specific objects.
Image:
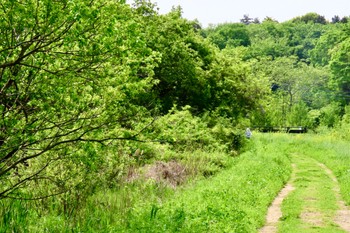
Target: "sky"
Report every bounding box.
[144,0,350,27]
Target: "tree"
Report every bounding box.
[136,7,219,113]
[202,23,251,49]
[330,38,350,104]
[332,15,341,24]
[340,17,349,23]
[310,24,346,66]
[253,18,261,24]
[292,12,327,24]
[246,21,291,59]
[0,0,157,199]
[250,56,331,127]
[240,15,254,25]
[211,47,271,118]
[283,21,327,61]
[263,17,279,23]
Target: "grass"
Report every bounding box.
[289,134,350,205]
[272,133,350,233]
[108,134,292,232]
[279,155,343,232]
[2,132,348,232]
[0,134,292,232]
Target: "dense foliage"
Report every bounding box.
[0,0,160,200]
[203,13,350,128]
[0,0,268,200]
[1,0,349,231]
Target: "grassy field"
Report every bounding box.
[279,155,343,232]
[277,133,350,233]
[1,133,349,232]
[113,135,291,232]
[285,134,350,206]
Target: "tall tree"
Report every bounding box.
[240,14,254,25]
[0,0,157,199]
[246,20,291,59]
[310,23,347,66]
[250,56,331,127]
[292,12,327,24]
[138,7,219,113]
[202,23,251,49]
[332,15,341,24]
[330,38,350,104]
[283,21,327,61]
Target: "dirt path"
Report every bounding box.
[259,157,350,233]
[259,183,295,233]
[318,163,350,232]
[259,164,296,233]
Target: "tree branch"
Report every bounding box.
[0,161,50,198]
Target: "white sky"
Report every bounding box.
[144,0,350,27]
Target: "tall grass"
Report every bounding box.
[108,134,292,232]
[0,200,30,233]
[4,132,347,232]
[0,134,292,232]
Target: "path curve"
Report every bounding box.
[318,163,350,232]
[259,160,350,233]
[259,183,295,233]
[259,164,296,233]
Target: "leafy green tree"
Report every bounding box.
[0,0,157,199]
[137,7,219,113]
[330,38,350,103]
[319,102,342,127]
[262,17,279,23]
[246,21,291,59]
[247,20,327,61]
[310,23,347,66]
[282,22,327,62]
[286,102,310,126]
[202,23,251,49]
[211,47,270,118]
[292,13,327,24]
[340,16,349,23]
[250,56,331,127]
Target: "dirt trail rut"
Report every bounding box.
[318,163,350,232]
[259,183,295,233]
[259,164,296,233]
[259,159,350,233]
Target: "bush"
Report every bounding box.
[150,106,245,153]
[116,133,292,232]
[332,104,350,139]
[319,102,342,127]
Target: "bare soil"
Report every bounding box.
[259,183,295,233]
[259,164,296,233]
[300,211,324,227]
[318,163,350,232]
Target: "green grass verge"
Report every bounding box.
[109,134,292,232]
[0,134,293,232]
[279,155,344,232]
[287,134,350,205]
[2,133,347,232]
[267,133,350,233]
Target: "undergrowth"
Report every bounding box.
[0,134,292,232]
[108,134,292,232]
[2,131,347,232]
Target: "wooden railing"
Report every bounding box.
[253,126,307,133]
